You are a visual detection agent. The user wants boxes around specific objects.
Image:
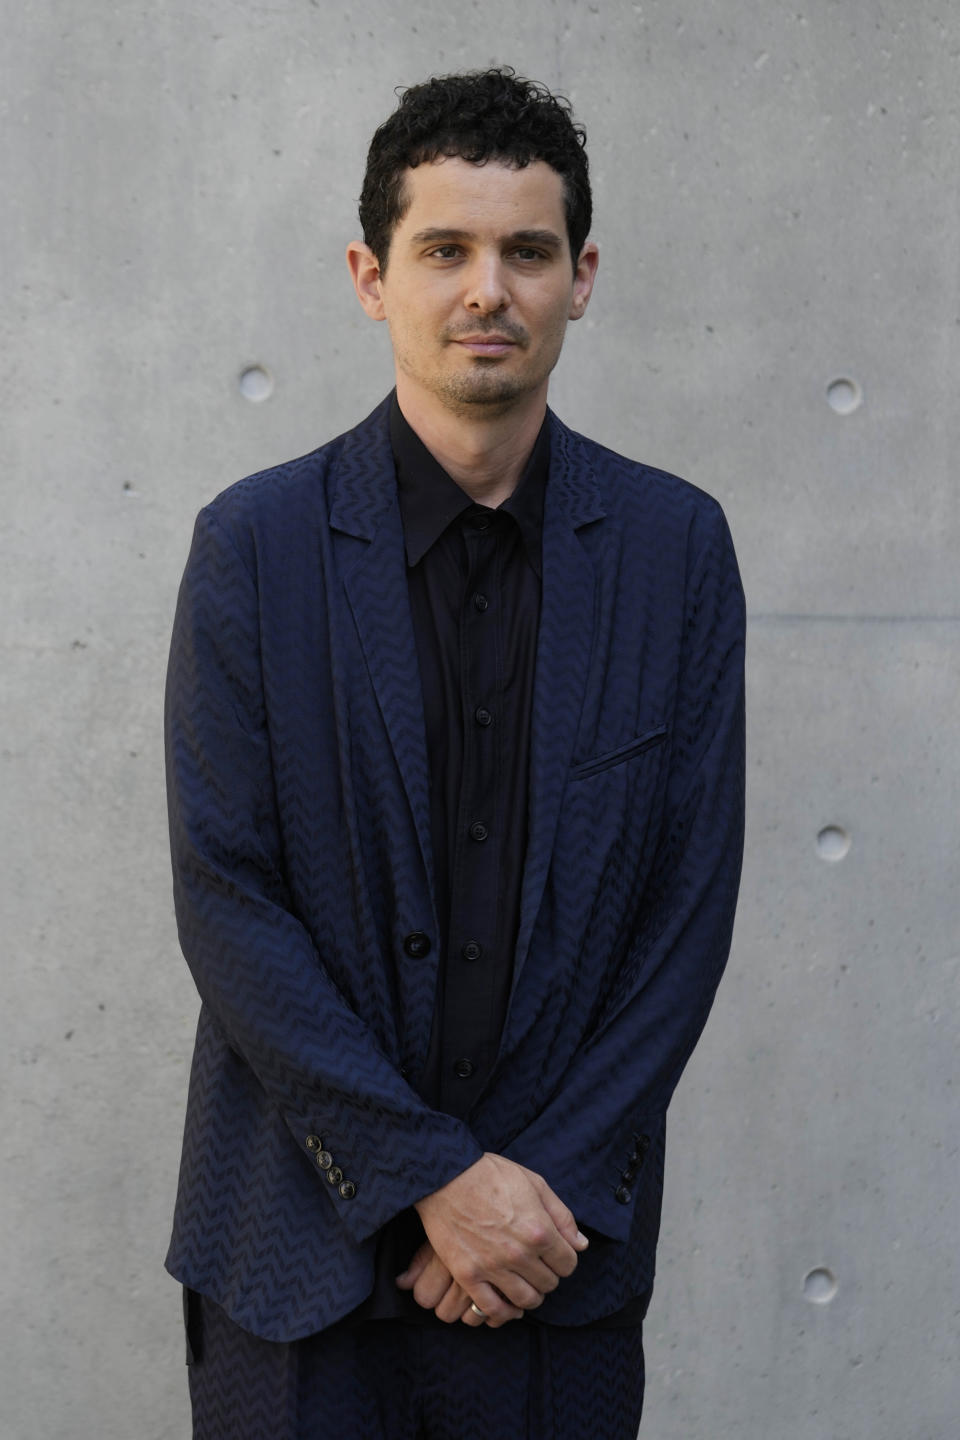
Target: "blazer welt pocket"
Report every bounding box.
[570,724,668,781]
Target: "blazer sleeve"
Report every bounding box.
[165,506,483,1246]
[503,499,746,1243]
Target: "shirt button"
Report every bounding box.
[453,1058,475,1079]
[469,821,488,842]
[615,1184,632,1205]
[473,593,489,612]
[475,707,493,727]
[403,931,431,958]
[469,512,492,532]
[461,940,483,962]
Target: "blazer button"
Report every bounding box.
[338,1180,357,1200]
[327,1166,344,1185]
[305,1135,322,1152]
[403,931,431,958]
[453,1057,475,1079]
[615,1184,632,1205]
[317,1150,333,1170]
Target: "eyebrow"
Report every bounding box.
[409,227,565,251]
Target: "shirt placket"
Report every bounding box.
[439,508,504,1116]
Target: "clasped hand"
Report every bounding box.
[395,1152,588,1328]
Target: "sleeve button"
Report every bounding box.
[316,1150,333,1170]
[305,1135,322,1152]
[327,1166,344,1185]
[338,1180,357,1199]
[615,1184,632,1205]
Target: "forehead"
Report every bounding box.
[396,156,568,242]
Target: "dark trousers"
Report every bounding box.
[186,1290,645,1440]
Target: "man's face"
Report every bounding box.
[349,156,597,418]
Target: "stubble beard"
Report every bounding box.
[433,361,532,413]
[395,346,537,418]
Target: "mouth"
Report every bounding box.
[452,336,519,357]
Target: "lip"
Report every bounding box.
[453,336,517,355]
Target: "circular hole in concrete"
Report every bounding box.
[826,377,862,415]
[816,825,851,862]
[239,365,274,402]
[803,1267,838,1304]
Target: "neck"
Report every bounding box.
[395,379,547,508]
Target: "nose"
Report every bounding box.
[463,254,510,314]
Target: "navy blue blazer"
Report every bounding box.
[164,394,745,1341]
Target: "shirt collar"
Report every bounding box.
[390,393,548,576]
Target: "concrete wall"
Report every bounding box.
[2,2,957,1435]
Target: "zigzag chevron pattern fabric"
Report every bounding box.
[164,395,746,1341]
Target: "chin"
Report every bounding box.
[436,369,537,411]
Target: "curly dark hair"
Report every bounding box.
[358,67,592,272]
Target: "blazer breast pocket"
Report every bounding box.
[570,723,668,781]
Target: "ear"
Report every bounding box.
[346,241,387,321]
[568,240,599,321]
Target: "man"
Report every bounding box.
[165,67,745,1439]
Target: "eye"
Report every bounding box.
[509,246,553,265]
[427,245,462,260]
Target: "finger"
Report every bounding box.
[433,1284,472,1325]
[508,1212,579,1281]
[395,1240,434,1290]
[412,1254,457,1311]
[524,1206,582,1279]
[509,1255,562,1294]
[536,1231,580,1280]
[491,1270,546,1312]
[537,1184,589,1256]
[470,1281,526,1328]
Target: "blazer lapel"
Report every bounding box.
[329,399,437,916]
[510,415,606,1001]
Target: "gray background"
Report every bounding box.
[2,2,958,1436]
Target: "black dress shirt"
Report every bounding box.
[394,397,546,1119]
